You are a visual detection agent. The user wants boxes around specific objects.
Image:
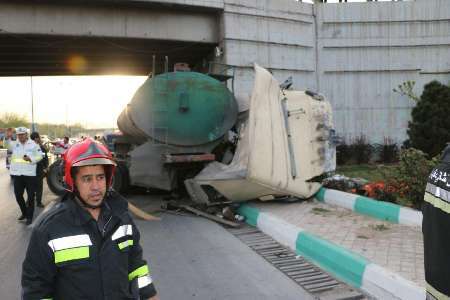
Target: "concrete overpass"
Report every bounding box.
[0,0,222,76]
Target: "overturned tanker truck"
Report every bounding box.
[47,64,336,204]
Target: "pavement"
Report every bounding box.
[239,198,426,299]
[138,213,314,300]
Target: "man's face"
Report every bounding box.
[17,133,27,143]
[74,165,107,207]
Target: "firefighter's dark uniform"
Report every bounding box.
[423,145,450,300]
[22,191,157,300]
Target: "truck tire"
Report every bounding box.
[46,159,66,196]
[112,162,129,194]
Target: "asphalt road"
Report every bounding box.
[0,150,312,299]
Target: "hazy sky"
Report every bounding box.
[0,75,146,129]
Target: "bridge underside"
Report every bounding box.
[0,34,216,76]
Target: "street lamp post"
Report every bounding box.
[30,76,36,132]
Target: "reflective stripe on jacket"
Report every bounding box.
[21,191,157,300]
[423,161,450,299]
[6,139,43,176]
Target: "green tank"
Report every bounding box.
[117,72,238,146]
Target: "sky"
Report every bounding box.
[0,75,147,129]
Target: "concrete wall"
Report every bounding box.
[220,0,316,105]
[316,0,450,143]
[221,0,450,144]
[124,0,224,9]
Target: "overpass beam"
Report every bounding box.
[0,2,219,44]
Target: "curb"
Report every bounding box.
[237,204,426,300]
[315,188,422,227]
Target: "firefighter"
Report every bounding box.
[423,144,450,299]
[5,126,43,224]
[21,138,159,300]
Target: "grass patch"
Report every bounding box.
[335,164,396,182]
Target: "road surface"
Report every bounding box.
[0,150,312,299]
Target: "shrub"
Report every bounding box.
[374,137,399,164]
[386,148,438,209]
[349,136,373,164]
[336,141,352,165]
[407,80,450,158]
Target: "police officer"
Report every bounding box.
[30,131,49,208]
[5,126,43,224]
[21,138,159,300]
[423,144,450,299]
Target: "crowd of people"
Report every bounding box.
[2,129,112,223]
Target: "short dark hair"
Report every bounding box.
[30,132,40,140]
[70,166,80,183]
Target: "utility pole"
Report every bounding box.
[30,76,35,132]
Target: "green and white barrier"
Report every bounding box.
[315,188,422,227]
[237,204,425,300]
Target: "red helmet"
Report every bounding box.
[64,138,116,191]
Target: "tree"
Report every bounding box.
[0,112,88,139]
[407,80,450,157]
[393,80,420,102]
[0,113,29,129]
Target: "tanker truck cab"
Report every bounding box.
[186,64,336,205]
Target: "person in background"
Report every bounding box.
[30,132,49,208]
[5,127,43,224]
[53,136,70,150]
[50,136,70,157]
[4,127,15,171]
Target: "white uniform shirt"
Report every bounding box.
[6,139,43,176]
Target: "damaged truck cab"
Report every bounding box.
[188,64,336,204]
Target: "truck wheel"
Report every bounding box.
[112,162,129,194]
[46,159,66,196]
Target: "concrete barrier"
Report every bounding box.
[238,204,426,300]
[315,188,422,227]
